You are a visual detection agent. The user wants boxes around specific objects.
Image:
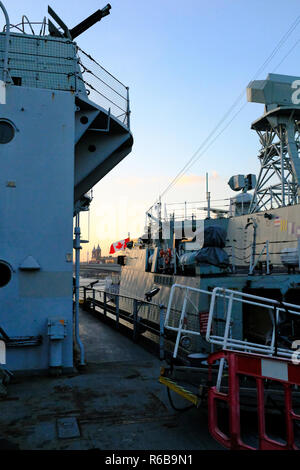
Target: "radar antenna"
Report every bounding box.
[247,73,300,213]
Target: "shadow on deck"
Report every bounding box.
[0,308,221,450]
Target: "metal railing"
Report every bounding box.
[80,286,165,359]
[165,284,212,359]
[165,284,300,360]
[0,1,10,83]
[206,287,300,359]
[77,46,131,129]
[0,27,131,129]
[0,31,78,90]
[3,19,48,36]
[148,199,231,223]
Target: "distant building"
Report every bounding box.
[91,244,102,262]
[88,244,117,265]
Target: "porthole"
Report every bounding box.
[88,144,96,153]
[0,120,15,144]
[0,262,12,288]
[80,116,89,125]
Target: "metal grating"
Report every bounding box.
[0,32,78,91]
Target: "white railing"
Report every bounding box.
[249,240,270,275]
[165,284,212,358]
[165,284,300,361]
[206,287,300,359]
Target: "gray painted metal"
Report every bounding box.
[0,4,133,373]
[247,74,300,212]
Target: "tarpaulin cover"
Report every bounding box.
[202,226,227,248]
[195,226,229,267]
[195,247,229,267]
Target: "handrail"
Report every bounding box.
[21,15,34,35]
[206,287,300,360]
[0,7,131,129]
[82,285,160,307]
[77,45,131,129]
[80,286,166,356]
[0,1,10,83]
[164,283,300,360]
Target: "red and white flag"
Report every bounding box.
[109,238,130,255]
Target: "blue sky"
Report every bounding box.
[5,0,300,254]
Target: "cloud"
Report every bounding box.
[114,172,220,189]
[211,170,220,179]
[176,171,220,186]
[176,174,206,186]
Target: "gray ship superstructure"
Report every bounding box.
[0,2,133,374]
[118,73,300,349]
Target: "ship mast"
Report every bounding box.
[247,74,300,213]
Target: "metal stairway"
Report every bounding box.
[74,93,133,204]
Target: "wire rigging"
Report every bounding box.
[157,14,300,202]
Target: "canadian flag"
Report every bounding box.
[109,238,130,255]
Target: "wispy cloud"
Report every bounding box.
[115,172,220,188]
[176,174,206,186]
[173,171,220,186]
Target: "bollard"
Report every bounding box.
[159,304,165,360]
[104,291,107,316]
[133,299,138,341]
[115,295,120,328]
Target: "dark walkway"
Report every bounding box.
[0,308,222,450]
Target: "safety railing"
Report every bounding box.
[150,199,231,222]
[3,19,47,36]
[165,284,300,361]
[0,31,79,90]
[206,287,300,359]
[77,46,131,129]
[0,1,10,83]
[0,28,131,129]
[165,284,212,359]
[80,286,165,359]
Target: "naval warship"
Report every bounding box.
[114,73,300,356]
[99,74,300,450]
[1,0,300,450]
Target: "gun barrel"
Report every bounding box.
[70,4,111,39]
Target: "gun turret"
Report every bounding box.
[70,4,111,39]
[48,4,111,39]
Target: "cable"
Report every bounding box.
[160,101,246,200]
[167,386,195,412]
[77,75,127,113]
[272,37,300,73]
[79,61,127,101]
[158,14,300,201]
[77,45,127,89]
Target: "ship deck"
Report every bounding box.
[0,307,222,450]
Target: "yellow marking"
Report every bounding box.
[281,220,288,232]
[159,376,199,406]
